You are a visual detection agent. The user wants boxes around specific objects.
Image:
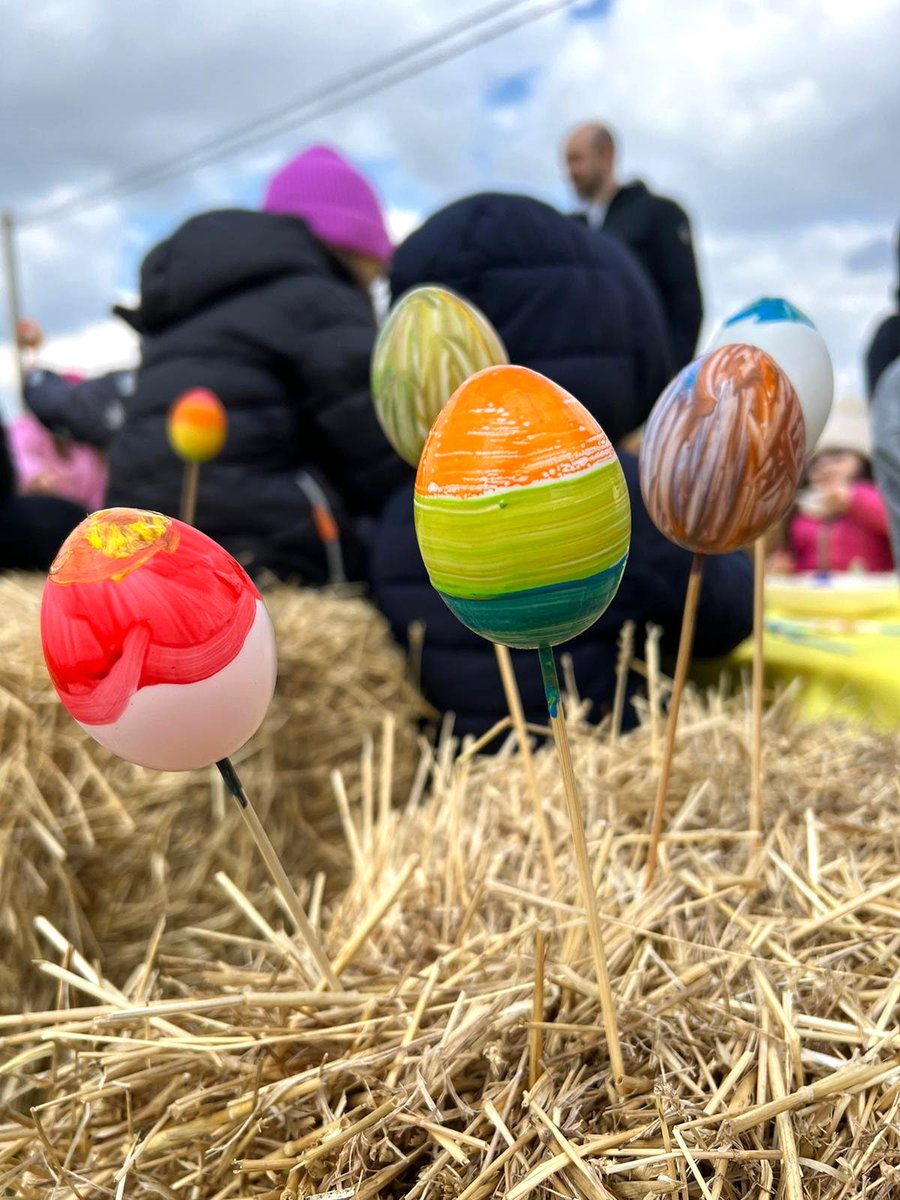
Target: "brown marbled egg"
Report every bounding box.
[639,344,805,553]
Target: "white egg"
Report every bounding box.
[706,297,833,455]
[80,600,277,772]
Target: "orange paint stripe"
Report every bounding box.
[172,405,226,431]
[312,504,339,544]
[415,366,614,498]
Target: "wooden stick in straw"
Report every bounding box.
[538,644,624,1087]
[644,553,705,889]
[216,757,341,990]
[494,643,558,889]
[750,538,766,844]
[180,461,199,526]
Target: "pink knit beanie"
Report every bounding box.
[262,145,393,266]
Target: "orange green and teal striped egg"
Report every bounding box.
[371,285,508,466]
[415,365,631,649]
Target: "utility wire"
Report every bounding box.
[19,0,579,229]
[25,0,529,219]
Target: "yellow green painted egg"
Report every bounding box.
[371,285,508,466]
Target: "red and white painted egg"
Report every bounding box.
[40,508,277,771]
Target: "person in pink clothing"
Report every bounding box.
[8,371,108,511]
[770,395,894,574]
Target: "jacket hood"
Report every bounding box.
[129,209,340,333]
[392,193,594,299]
[390,192,664,440]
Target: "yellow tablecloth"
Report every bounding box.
[728,573,900,732]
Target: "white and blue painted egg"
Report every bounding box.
[706,297,833,455]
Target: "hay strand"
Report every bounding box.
[645,553,705,887]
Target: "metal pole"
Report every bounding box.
[2,210,26,417]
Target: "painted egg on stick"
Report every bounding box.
[167,388,228,463]
[639,344,805,554]
[371,285,508,466]
[40,508,277,771]
[706,297,833,454]
[415,365,631,649]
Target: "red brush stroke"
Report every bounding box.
[41,518,259,725]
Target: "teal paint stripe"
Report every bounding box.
[437,554,628,650]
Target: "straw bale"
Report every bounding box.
[2,667,899,1197]
[0,574,427,1012]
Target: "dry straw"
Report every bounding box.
[0,575,427,1011]
[2,592,899,1197]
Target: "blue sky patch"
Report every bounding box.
[567,0,613,21]
[355,155,436,215]
[485,71,535,108]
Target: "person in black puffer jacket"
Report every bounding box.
[106,145,410,583]
[368,193,753,740]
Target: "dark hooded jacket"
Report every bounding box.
[865,224,900,398]
[368,193,753,738]
[0,422,13,500]
[106,209,409,582]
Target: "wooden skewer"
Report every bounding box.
[538,644,624,1088]
[644,553,705,889]
[750,538,766,844]
[494,643,558,889]
[180,461,199,526]
[216,758,341,990]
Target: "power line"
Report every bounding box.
[19,0,579,229]
[22,0,531,224]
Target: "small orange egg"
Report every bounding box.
[167,388,228,463]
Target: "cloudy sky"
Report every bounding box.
[1,0,898,419]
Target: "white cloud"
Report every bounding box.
[28,318,139,378]
[492,0,899,229]
[386,207,422,245]
[0,319,139,422]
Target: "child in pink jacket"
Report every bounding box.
[771,396,894,574]
[8,372,107,511]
